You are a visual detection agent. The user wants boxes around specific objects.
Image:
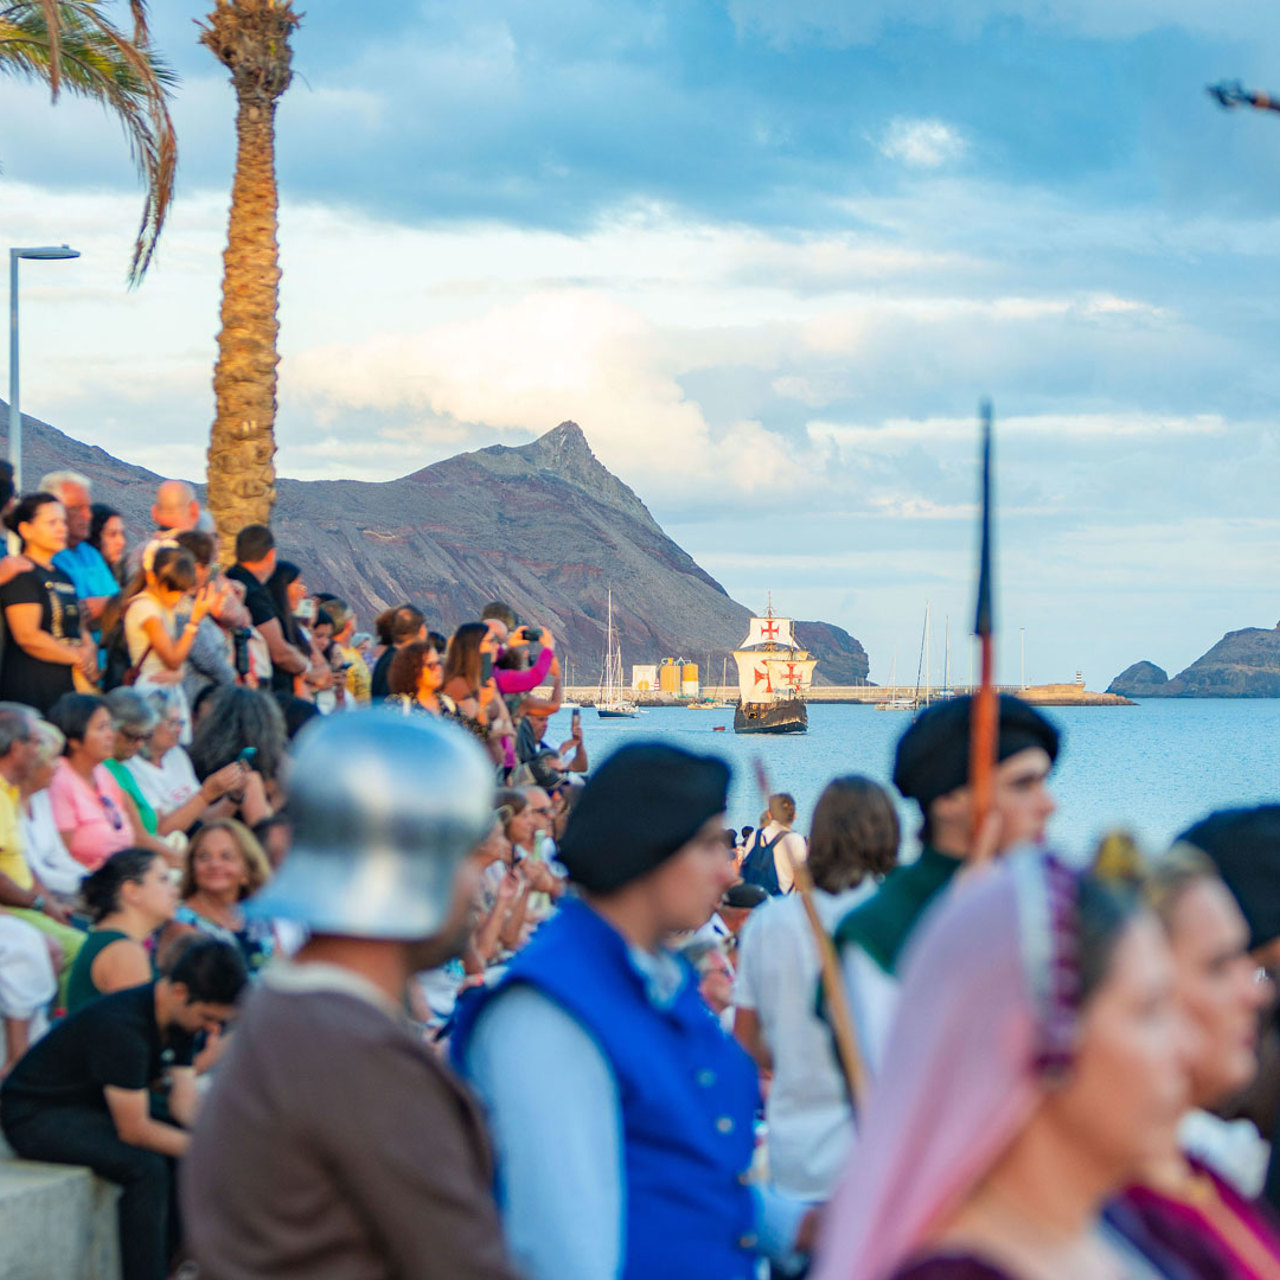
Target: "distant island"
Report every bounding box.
[1109,624,1280,698]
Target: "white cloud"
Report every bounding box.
[878,118,968,169]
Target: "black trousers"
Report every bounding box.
[2,1103,173,1280]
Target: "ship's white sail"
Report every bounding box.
[744,615,796,651]
[733,650,773,701]
[764,657,817,692]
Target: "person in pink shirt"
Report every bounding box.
[46,694,147,871]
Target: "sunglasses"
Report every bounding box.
[98,791,125,831]
[117,726,152,743]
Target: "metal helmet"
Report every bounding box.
[244,709,494,939]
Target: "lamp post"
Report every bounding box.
[9,245,80,493]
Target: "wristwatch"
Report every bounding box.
[31,894,46,913]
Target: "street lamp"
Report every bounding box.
[9,245,80,492]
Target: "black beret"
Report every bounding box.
[892,694,1060,812]
[558,743,731,894]
[722,882,768,910]
[1178,806,1280,951]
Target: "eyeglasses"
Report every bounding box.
[117,726,152,743]
[98,791,125,831]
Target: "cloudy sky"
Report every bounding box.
[3,0,1280,687]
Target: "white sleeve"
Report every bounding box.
[732,912,763,1011]
[839,942,900,1075]
[465,985,625,1280]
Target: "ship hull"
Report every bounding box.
[734,700,808,735]
[597,707,637,719]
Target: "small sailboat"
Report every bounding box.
[596,589,638,718]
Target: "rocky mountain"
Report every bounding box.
[1108,626,1280,698]
[0,407,869,686]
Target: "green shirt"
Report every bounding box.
[832,845,962,976]
[65,928,133,1014]
[103,759,157,835]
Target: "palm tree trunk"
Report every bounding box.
[201,0,298,564]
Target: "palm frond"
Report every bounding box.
[0,1,177,284]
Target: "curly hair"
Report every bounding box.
[181,819,272,902]
[388,640,440,698]
[187,686,287,782]
[806,775,901,893]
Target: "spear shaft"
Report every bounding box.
[969,401,998,853]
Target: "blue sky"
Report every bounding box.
[2,0,1279,686]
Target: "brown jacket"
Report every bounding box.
[183,967,521,1280]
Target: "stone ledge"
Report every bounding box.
[0,1138,120,1280]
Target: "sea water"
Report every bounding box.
[546,700,1280,861]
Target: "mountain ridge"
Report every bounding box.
[1108,625,1280,698]
[0,408,869,686]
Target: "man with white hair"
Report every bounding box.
[39,471,118,624]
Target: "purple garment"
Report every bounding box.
[891,1258,1013,1280]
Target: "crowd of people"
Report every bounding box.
[0,462,1277,1280]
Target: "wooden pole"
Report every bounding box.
[969,401,999,858]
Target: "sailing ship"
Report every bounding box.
[595,589,637,718]
[732,600,816,735]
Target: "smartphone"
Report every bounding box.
[237,746,258,767]
[571,709,581,732]
[295,598,317,622]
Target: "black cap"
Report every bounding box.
[892,694,1060,813]
[558,743,730,894]
[1178,806,1280,951]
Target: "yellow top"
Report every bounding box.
[0,780,32,892]
[340,645,372,706]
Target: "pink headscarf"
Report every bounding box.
[812,852,1081,1280]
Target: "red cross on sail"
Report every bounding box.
[761,619,780,641]
[754,665,772,692]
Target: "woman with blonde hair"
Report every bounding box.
[159,819,275,974]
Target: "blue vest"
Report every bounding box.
[453,898,760,1280]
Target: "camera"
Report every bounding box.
[232,627,252,677]
[524,626,543,643]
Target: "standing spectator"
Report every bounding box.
[39,471,119,627]
[0,493,97,713]
[369,603,425,700]
[740,794,809,896]
[19,719,87,901]
[89,503,127,584]
[387,639,445,714]
[46,693,144,871]
[225,526,308,694]
[126,478,201,578]
[124,546,220,739]
[734,776,900,1215]
[265,561,317,698]
[0,938,247,1280]
[183,713,522,1280]
[65,848,178,1014]
[173,530,240,704]
[323,600,370,706]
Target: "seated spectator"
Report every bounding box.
[0,913,57,1076]
[66,848,178,1014]
[46,693,140,871]
[89,503,127,585]
[40,470,119,627]
[125,688,243,836]
[188,686,284,816]
[159,820,275,976]
[0,703,85,1001]
[224,524,308,695]
[102,688,164,838]
[252,813,291,871]
[0,492,97,713]
[0,938,247,1280]
[19,718,87,900]
[322,600,370,706]
[369,603,425,700]
[387,638,444,713]
[173,530,241,704]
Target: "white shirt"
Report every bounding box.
[19,790,86,896]
[125,747,200,818]
[125,593,179,684]
[734,885,869,1199]
[758,822,808,894]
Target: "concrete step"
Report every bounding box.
[0,1136,120,1280]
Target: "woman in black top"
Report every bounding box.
[0,493,97,712]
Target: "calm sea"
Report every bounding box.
[546,700,1280,861]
